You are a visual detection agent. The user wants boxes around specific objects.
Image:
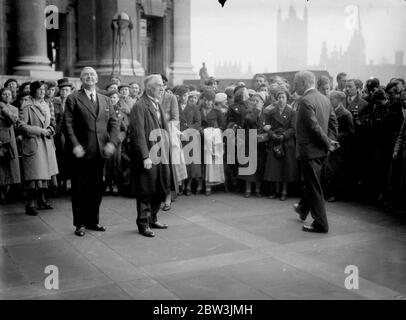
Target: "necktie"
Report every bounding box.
[90,93,95,105]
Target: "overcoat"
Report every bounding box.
[264,106,298,182]
[18,98,58,181]
[0,102,20,185]
[129,94,171,197]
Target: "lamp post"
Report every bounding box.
[111,12,136,76]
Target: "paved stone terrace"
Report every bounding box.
[1,192,405,300]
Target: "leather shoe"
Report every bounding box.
[139,227,155,237]
[302,224,328,233]
[150,221,168,229]
[75,226,86,237]
[280,194,287,201]
[25,206,38,216]
[86,224,106,232]
[37,201,54,210]
[162,203,171,211]
[293,203,307,221]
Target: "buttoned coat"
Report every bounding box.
[129,94,171,196]
[63,89,119,160]
[295,89,338,160]
[18,99,58,181]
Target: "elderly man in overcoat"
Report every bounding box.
[129,74,171,238]
[293,71,338,233]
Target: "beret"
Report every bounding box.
[214,93,227,104]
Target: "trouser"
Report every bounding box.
[297,157,329,231]
[71,157,104,228]
[136,194,163,229]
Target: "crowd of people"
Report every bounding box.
[1,69,406,235]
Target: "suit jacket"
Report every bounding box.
[345,94,369,129]
[63,89,119,160]
[295,88,338,160]
[334,105,354,145]
[179,103,201,132]
[129,94,171,196]
[201,107,226,130]
[53,97,66,136]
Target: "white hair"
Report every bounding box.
[294,71,316,88]
[144,74,162,90]
[80,67,98,79]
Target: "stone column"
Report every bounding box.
[169,0,197,85]
[13,0,62,78]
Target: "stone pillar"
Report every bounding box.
[13,0,62,78]
[75,0,144,79]
[169,0,197,85]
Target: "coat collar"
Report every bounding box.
[271,105,291,125]
[141,94,167,130]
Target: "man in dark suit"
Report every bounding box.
[64,67,119,237]
[129,74,171,238]
[293,71,338,233]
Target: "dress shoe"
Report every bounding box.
[327,196,336,203]
[280,194,287,201]
[150,221,168,229]
[37,201,54,210]
[139,227,155,238]
[255,192,262,198]
[268,193,278,199]
[293,203,307,221]
[244,191,251,198]
[185,189,192,196]
[302,224,328,234]
[75,226,86,237]
[162,203,171,211]
[25,205,38,216]
[86,224,106,232]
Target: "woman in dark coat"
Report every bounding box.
[393,118,406,214]
[0,88,21,203]
[18,81,58,215]
[178,88,202,195]
[104,91,129,195]
[325,91,354,202]
[238,92,268,197]
[264,90,298,201]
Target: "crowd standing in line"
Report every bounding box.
[1,69,406,237]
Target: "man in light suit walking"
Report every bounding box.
[64,67,119,237]
[293,71,338,233]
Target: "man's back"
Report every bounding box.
[296,88,337,160]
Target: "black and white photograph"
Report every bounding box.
[0,0,405,307]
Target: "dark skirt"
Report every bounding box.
[238,143,267,182]
[264,143,298,182]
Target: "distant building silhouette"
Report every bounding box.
[277,5,308,72]
[214,61,253,79]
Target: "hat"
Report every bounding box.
[57,78,74,89]
[106,82,118,90]
[189,90,200,97]
[201,89,216,101]
[214,92,227,104]
[252,92,266,103]
[224,86,235,98]
[233,84,246,94]
[45,81,57,88]
[4,78,18,88]
[385,81,399,93]
[372,88,387,102]
[174,85,190,96]
[161,74,168,83]
[118,84,130,91]
[205,77,219,85]
[30,80,45,97]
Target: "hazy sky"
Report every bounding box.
[190,0,406,75]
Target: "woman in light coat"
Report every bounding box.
[18,81,58,215]
[0,88,21,203]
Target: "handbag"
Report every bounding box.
[272,143,285,158]
[0,142,15,161]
